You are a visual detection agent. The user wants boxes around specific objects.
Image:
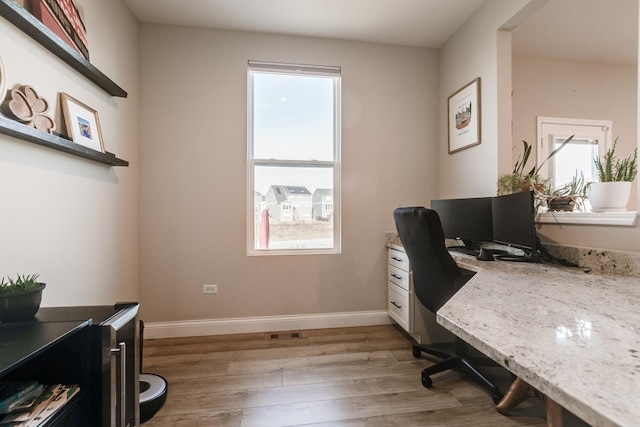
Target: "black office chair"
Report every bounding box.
[393,207,503,403]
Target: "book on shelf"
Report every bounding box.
[0,381,41,415]
[29,0,89,60]
[0,384,80,426]
[5,386,45,414]
[53,0,87,47]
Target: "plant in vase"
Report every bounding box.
[0,273,46,322]
[546,171,588,212]
[498,135,574,212]
[588,138,638,212]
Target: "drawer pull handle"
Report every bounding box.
[390,274,402,280]
[390,301,402,309]
[391,257,403,262]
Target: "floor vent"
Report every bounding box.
[268,332,302,340]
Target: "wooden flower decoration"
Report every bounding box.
[2,85,55,133]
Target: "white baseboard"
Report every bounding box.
[142,310,392,339]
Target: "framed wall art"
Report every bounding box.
[447,78,480,154]
[60,92,104,152]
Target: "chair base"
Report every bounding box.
[412,342,503,404]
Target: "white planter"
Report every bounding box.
[587,182,632,212]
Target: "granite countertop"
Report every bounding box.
[437,258,640,426]
[385,232,640,426]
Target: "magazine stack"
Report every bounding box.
[0,381,79,427]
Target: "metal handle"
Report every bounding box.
[112,342,127,425]
[391,257,402,262]
[390,274,402,280]
[390,301,402,309]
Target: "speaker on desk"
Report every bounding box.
[139,320,168,423]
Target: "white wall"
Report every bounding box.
[513,56,638,210]
[513,56,640,251]
[137,25,439,323]
[437,0,533,199]
[0,0,140,305]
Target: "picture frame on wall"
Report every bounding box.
[447,78,481,154]
[60,93,104,152]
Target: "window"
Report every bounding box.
[536,117,612,189]
[247,61,341,255]
[534,117,636,225]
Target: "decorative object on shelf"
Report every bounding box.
[30,0,89,59]
[60,92,104,152]
[0,273,46,322]
[588,138,638,212]
[2,85,56,133]
[497,136,574,213]
[448,78,480,153]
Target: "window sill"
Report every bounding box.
[536,211,638,226]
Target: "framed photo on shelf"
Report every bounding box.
[447,78,481,154]
[60,93,104,152]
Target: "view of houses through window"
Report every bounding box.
[248,62,341,254]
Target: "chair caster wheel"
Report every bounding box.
[412,347,422,358]
[421,372,433,388]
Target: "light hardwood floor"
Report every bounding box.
[141,325,588,426]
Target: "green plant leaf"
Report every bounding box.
[594,138,637,182]
[534,134,574,176]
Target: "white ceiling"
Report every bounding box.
[123,0,638,65]
[122,0,483,48]
[512,0,638,66]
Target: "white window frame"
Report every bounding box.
[247,61,342,255]
[536,116,612,185]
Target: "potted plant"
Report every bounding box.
[588,138,638,212]
[546,171,588,212]
[0,273,46,322]
[498,136,574,212]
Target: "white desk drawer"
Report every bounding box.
[388,282,410,332]
[388,249,410,272]
[388,265,410,291]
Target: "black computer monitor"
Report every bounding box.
[430,196,493,251]
[491,191,540,262]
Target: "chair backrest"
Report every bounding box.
[393,207,462,313]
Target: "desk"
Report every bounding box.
[437,255,640,427]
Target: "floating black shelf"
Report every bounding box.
[0,115,129,167]
[0,0,127,98]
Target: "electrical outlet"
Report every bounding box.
[203,284,218,294]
